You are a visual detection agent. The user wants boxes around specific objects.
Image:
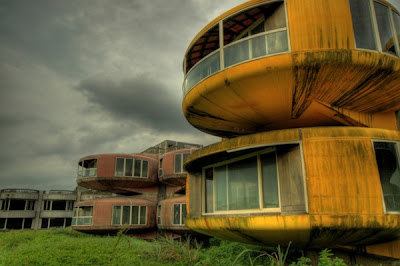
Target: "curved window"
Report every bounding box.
[349,0,400,56]
[174,153,190,174]
[373,141,400,213]
[115,158,149,178]
[112,205,147,225]
[204,147,280,213]
[183,1,289,96]
[77,159,97,179]
[72,206,93,226]
[173,203,187,225]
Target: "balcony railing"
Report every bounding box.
[72,216,93,226]
[183,29,289,96]
[77,168,97,179]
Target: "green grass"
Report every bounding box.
[0,228,347,266]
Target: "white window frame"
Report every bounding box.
[72,206,93,226]
[111,205,147,226]
[174,153,190,174]
[115,158,149,178]
[172,203,187,225]
[77,158,98,178]
[350,0,400,57]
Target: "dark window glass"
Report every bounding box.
[140,206,146,225]
[52,200,67,211]
[215,165,228,211]
[349,0,377,50]
[182,204,187,223]
[122,206,130,225]
[205,168,214,213]
[0,218,5,229]
[132,206,139,224]
[374,142,400,212]
[125,159,133,176]
[23,218,32,229]
[228,156,259,210]
[392,10,400,56]
[142,160,149,177]
[41,218,49,229]
[134,160,141,177]
[65,218,72,227]
[116,158,124,176]
[112,206,121,225]
[173,204,181,224]
[374,2,396,55]
[175,154,182,173]
[261,152,279,208]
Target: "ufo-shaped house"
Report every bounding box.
[182,0,400,258]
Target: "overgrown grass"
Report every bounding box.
[0,228,347,265]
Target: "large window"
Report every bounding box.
[183,1,289,96]
[115,158,149,178]
[112,205,147,225]
[43,200,74,211]
[204,147,279,213]
[77,159,97,178]
[373,142,400,213]
[175,153,190,174]
[72,206,93,226]
[349,0,400,56]
[173,203,187,225]
[0,199,35,211]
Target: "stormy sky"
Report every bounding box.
[0,0,399,191]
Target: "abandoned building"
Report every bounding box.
[182,0,400,261]
[72,140,202,238]
[0,188,113,230]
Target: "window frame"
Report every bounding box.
[174,153,190,174]
[172,203,187,225]
[115,157,149,178]
[111,205,147,226]
[77,158,98,179]
[201,146,282,215]
[350,0,400,57]
[71,206,93,226]
[371,139,400,214]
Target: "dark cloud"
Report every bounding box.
[76,74,194,133]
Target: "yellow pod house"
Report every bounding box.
[182,0,400,260]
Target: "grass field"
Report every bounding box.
[0,228,346,265]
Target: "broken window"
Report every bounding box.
[72,206,93,226]
[77,159,97,178]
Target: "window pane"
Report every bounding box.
[349,0,377,50]
[374,142,400,212]
[224,40,250,67]
[228,156,259,210]
[175,154,182,173]
[261,152,279,208]
[112,206,121,225]
[122,206,130,225]
[215,165,228,211]
[174,204,181,224]
[116,158,124,176]
[267,31,288,54]
[125,159,133,176]
[392,11,400,56]
[182,204,187,222]
[264,2,286,31]
[134,160,141,177]
[252,35,267,58]
[142,160,149,177]
[374,2,396,55]
[205,168,214,213]
[140,206,146,225]
[131,206,139,224]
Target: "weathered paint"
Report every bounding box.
[182,0,400,138]
[185,127,400,249]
